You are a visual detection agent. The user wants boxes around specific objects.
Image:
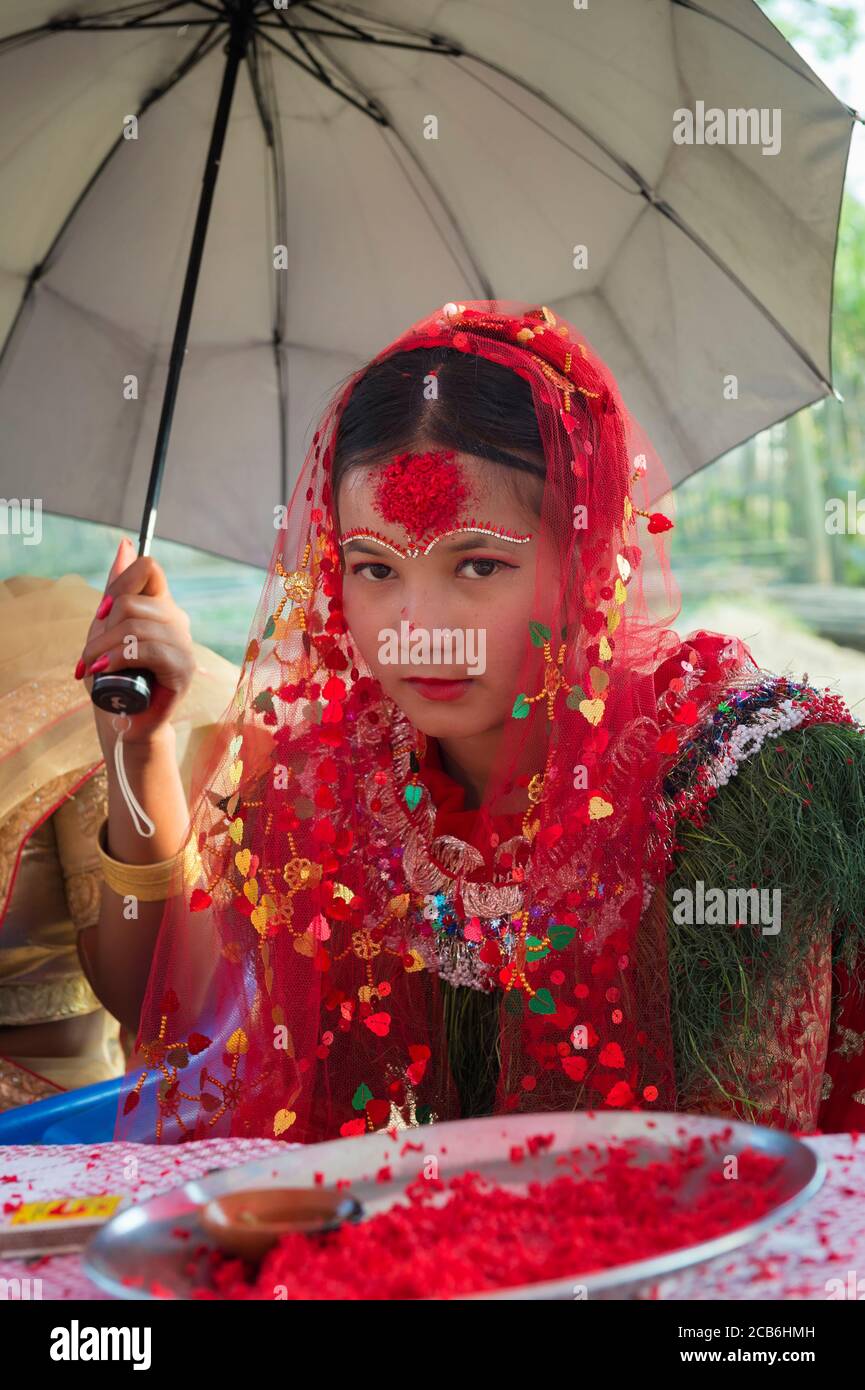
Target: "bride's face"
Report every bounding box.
[337,452,555,740]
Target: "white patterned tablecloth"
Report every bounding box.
[0,1133,863,1300]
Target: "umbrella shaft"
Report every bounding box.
[138,0,257,558]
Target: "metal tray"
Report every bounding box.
[84,1110,825,1300]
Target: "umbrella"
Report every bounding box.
[0,0,856,574]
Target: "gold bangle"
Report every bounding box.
[96,818,186,901]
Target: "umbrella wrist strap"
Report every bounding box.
[111,715,156,839]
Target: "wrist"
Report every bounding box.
[96,713,176,760]
[125,722,177,761]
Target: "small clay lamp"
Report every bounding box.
[200,1187,362,1261]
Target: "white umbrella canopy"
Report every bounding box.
[0,0,856,567]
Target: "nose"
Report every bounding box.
[391,581,473,675]
[396,577,451,635]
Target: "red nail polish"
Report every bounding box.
[88,654,111,675]
[95,594,114,621]
[74,658,86,680]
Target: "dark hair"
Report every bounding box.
[330,347,549,515]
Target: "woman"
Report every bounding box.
[0,570,238,1110]
[76,300,865,1144]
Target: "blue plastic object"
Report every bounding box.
[0,1074,124,1144]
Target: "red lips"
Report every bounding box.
[404,677,473,702]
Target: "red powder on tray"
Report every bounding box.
[189,1135,788,1300]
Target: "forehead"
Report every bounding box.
[336,451,536,534]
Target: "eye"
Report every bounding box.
[457,557,517,579]
[351,561,394,581]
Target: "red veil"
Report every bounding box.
[116,299,751,1144]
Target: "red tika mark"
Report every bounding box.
[373,450,469,542]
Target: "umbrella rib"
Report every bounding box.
[94,0,207,16]
[379,135,496,299]
[272,11,332,87]
[443,53,641,197]
[449,52,838,394]
[298,0,864,125]
[250,20,490,365]
[293,24,495,298]
[254,24,384,124]
[284,4,642,196]
[286,0,460,55]
[596,283,696,474]
[298,1,369,42]
[0,1,219,49]
[256,19,458,55]
[246,30,277,145]
[56,0,201,23]
[0,21,226,370]
[641,196,836,395]
[92,0,209,25]
[670,0,837,98]
[188,0,234,18]
[270,11,457,100]
[32,19,222,30]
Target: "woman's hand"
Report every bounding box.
[76,536,196,746]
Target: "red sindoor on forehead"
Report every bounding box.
[373,450,472,542]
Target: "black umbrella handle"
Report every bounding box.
[90,666,155,715]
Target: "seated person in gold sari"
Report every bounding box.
[0,572,238,1111]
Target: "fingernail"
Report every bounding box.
[95,594,114,621]
[87,654,111,675]
[74,658,86,680]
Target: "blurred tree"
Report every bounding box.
[761,0,861,61]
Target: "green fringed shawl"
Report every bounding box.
[441,719,865,1121]
[666,718,865,1117]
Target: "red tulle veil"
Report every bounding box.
[115,299,752,1144]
